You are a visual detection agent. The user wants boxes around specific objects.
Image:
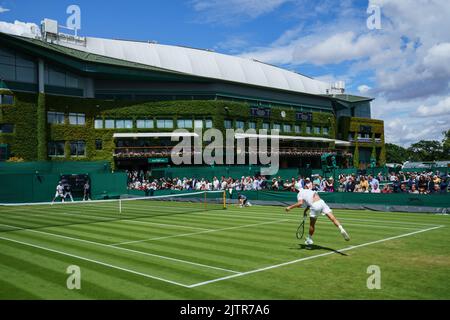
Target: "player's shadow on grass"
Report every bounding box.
[297,244,348,256]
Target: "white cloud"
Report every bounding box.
[231,0,450,146]
[358,85,371,94]
[190,0,291,23]
[416,97,450,117]
[0,6,9,13]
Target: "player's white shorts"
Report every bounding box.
[55,192,64,198]
[309,199,332,218]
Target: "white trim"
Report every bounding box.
[113,132,199,139]
[234,133,351,146]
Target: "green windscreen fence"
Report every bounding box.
[0,162,126,203]
[0,161,111,175]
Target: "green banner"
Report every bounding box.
[148,158,169,164]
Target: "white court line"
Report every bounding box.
[0,223,239,274]
[111,219,291,246]
[187,225,445,288]
[0,235,190,288]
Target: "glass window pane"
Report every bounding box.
[95,139,102,150]
[137,120,144,128]
[56,142,65,156]
[236,121,244,129]
[205,119,213,128]
[224,120,232,129]
[124,120,133,129]
[194,120,203,128]
[273,123,281,130]
[157,120,165,128]
[0,124,14,133]
[248,122,256,129]
[0,64,15,81]
[69,113,77,125]
[115,120,124,129]
[262,123,270,130]
[323,127,329,135]
[78,114,85,125]
[105,120,114,129]
[95,119,103,129]
[314,127,321,134]
[295,125,301,133]
[283,124,291,132]
[16,66,36,83]
[306,126,311,134]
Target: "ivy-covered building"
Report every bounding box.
[0,25,385,171]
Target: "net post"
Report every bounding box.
[204,191,207,211]
[223,190,226,210]
[119,199,122,214]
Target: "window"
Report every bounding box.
[248,122,256,129]
[177,119,193,128]
[94,119,103,129]
[47,112,65,124]
[48,141,65,157]
[283,124,292,133]
[273,123,281,131]
[0,124,14,133]
[0,48,37,84]
[157,119,173,129]
[0,144,8,161]
[294,125,301,133]
[306,126,312,134]
[205,119,213,128]
[0,94,14,105]
[70,140,86,156]
[224,120,232,129]
[236,120,245,129]
[314,127,321,134]
[262,123,270,130]
[95,139,103,150]
[194,120,203,129]
[136,119,154,129]
[115,119,133,129]
[323,127,329,135]
[105,119,115,129]
[69,113,85,125]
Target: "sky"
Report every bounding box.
[0,0,449,147]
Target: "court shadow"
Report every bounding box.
[297,244,348,256]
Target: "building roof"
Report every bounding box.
[326,94,374,103]
[0,24,332,96]
[56,36,330,96]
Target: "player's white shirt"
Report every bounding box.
[297,188,316,207]
[56,185,64,194]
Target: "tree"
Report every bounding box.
[385,143,409,164]
[443,130,450,159]
[407,140,443,161]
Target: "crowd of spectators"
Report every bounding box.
[126,169,449,195]
[338,171,449,194]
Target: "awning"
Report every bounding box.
[113,132,199,139]
[234,133,351,146]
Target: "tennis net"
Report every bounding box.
[0,191,226,232]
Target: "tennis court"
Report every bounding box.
[0,191,449,299]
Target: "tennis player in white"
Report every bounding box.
[51,182,65,204]
[285,182,350,245]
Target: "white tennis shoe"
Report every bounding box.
[340,229,350,241]
[305,237,314,245]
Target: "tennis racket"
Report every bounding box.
[296,208,309,239]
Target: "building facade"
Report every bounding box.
[0,28,385,171]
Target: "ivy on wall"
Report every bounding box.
[1,92,346,164]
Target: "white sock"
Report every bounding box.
[338,225,344,232]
